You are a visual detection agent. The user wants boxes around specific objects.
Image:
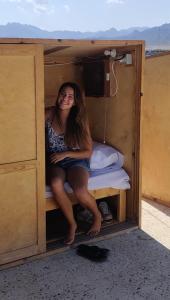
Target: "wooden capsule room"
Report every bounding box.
[0,39,144,268]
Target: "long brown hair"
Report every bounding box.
[55,82,89,148]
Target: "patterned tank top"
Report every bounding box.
[45,119,70,153]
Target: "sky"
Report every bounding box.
[0,0,170,32]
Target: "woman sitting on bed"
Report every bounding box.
[45,82,102,245]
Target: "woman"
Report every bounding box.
[45,82,102,245]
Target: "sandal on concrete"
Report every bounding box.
[76,244,110,262]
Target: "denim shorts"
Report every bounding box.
[55,157,90,171]
[46,155,90,184]
[46,155,90,172]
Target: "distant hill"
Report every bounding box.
[114,23,170,49]
[0,22,147,39]
[0,22,170,48]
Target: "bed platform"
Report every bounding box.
[45,164,129,222]
[46,187,126,222]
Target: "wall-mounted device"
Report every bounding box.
[82,49,132,97]
[119,53,132,65]
[83,59,105,97]
[83,56,117,97]
[104,49,117,58]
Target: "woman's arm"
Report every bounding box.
[66,144,92,159]
[50,148,91,164]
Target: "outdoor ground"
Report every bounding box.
[0,198,170,300]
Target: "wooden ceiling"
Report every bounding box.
[0,38,144,58]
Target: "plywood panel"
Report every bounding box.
[86,63,136,174]
[0,44,46,265]
[44,61,82,107]
[0,55,36,164]
[0,166,37,255]
[142,54,170,206]
[86,62,139,220]
[34,46,46,253]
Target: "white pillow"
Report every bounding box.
[90,142,122,169]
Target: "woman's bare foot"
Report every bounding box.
[87,212,102,237]
[64,222,77,245]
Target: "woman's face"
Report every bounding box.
[58,86,75,110]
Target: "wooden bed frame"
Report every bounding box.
[46,187,126,222]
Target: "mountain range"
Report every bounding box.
[0,22,170,49]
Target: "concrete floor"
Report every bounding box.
[141,198,170,250]
[0,199,170,300]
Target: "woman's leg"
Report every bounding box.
[50,166,77,245]
[67,166,102,236]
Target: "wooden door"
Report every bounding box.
[142,54,170,207]
[0,44,45,265]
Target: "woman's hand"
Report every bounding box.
[50,152,68,164]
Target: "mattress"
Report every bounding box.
[45,167,130,198]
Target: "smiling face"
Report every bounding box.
[58,86,75,110]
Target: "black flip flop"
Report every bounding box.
[76,244,110,262]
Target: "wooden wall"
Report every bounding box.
[142,53,170,207]
[44,57,82,107]
[0,45,45,265]
[86,63,136,173]
[86,63,137,219]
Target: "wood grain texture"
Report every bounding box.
[0,44,46,265]
[46,188,126,223]
[46,188,121,211]
[142,53,170,206]
[0,54,36,164]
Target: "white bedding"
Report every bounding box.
[90,142,124,169]
[45,168,130,199]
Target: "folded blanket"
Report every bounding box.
[45,167,130,198]
[90,151,124,177]
[90,142,124,170]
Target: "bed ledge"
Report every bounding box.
[45,187,126,222]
